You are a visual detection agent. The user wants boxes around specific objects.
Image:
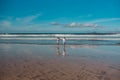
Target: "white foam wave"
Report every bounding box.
[0,34,52,37]
[1,38,120,40]
[0,33,120,37]
[0,38,55,40]
[55,34,120,37]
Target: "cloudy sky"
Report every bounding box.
[0,0,120,33]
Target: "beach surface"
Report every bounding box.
[0,44,120,80]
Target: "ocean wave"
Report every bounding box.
[1,37,120,40]
[0,33,120,37]
[0,34,53,37]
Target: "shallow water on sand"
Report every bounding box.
[0,44,120,80]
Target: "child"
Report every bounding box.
[57,37,60,44]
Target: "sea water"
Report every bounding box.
[0,33,120,45]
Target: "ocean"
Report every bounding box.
[0,33,120,45]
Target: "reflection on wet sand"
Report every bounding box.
[56,43,60,56]
[56,44,66,57]
[56,44,96,57]
[70,45,97,49]
[62,44,66,57]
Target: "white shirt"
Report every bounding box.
[63,38,66,43]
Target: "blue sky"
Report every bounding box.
[0,0,120,33]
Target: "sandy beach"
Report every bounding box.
[0,44,120,80]
[1,0,120,79]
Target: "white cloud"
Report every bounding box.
[54,18,120,28]
[16,13,41,23]
[0,13,42,28]
[0,16,14,20]
[50,21,99,27]
[64,22,98,27]
[69,22,77,27]
[50,22,59,25]
[0,20,11,27]
[82,23,98,27]
[88,18,120,23]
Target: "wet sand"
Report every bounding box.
[0,44,120,80]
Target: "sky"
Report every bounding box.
[0,0,120,33]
